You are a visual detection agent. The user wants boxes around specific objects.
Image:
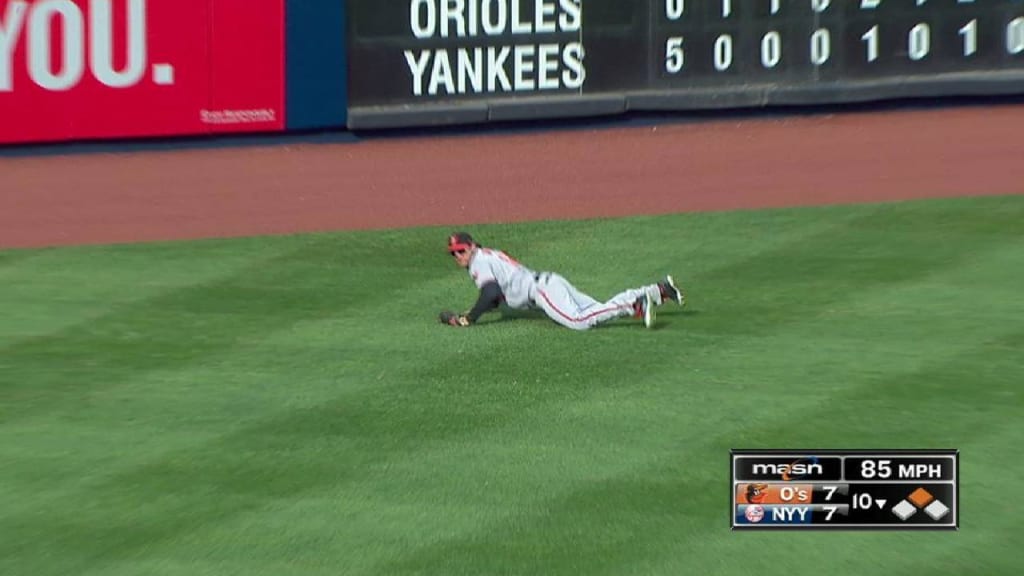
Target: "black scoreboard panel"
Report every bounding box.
[640,0,1024,108]
[347,0,647,125]
[571,0,647,93]
[347,1,1024,128]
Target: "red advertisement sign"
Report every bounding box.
[0,0,284,144]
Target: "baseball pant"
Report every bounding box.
[532,272,659,331]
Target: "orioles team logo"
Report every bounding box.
[745,483,769,504]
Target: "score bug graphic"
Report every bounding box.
[731,450,958,530]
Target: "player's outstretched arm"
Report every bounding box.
[465,282,503,324]
[439,282,503,327]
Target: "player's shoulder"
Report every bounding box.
[467,248,489,271]
[473,246,500,263]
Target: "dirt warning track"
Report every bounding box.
[1,104,1022,249]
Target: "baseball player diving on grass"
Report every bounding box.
[439,232,685,330]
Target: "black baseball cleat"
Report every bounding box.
[659,275,685,307]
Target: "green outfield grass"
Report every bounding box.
[1,195,1022,576]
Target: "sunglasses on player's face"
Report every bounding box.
[450,249,467,257]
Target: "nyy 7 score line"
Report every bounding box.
[730,450,958,530]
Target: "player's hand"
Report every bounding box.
[439,310,470,327]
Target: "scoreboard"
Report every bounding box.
[638,0,1024,108]
[347,0,1024,128]
[731,450,959,530]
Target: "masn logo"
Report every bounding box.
[751,458,822,480]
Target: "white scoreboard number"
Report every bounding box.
[660,0,1024,76]
[1010,17,1024,55]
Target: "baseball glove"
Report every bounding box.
[439,310,470,327]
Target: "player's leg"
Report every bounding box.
[535,274,656,329]
[596,283,661,328]
[533,274,600,330]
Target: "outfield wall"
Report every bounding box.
[0,0,348,144]
[2,0,1024,144]
[0,0,287,144]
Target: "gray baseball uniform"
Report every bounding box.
[468,247,662,330]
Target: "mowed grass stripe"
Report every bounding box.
[387,198,1019,573]
[0,199,1007,565]
[365,323,1021,576]
[0,195,1020,576]
[0,233,451,416]
[650,351,1023,576]
[0,240,295,344]
[0,241,650,516]
[0,201,848,498]
[361,224,1023,575]
[696,201,1021,334]
[3,308,696,574]
[58,235,1024,569]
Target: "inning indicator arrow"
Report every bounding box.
[876,499,888,509]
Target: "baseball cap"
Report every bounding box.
[447,232,475,253]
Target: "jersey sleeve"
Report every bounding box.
[466,281,503,323]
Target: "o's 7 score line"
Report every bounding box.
[731,449,959,530]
